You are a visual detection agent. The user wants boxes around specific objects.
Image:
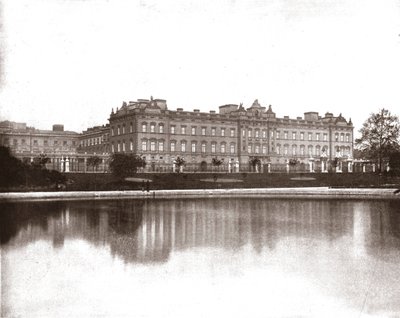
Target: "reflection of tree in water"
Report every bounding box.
[0,201,66,245]
[2,198,400,265]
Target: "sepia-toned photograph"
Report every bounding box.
[1,0,400,317]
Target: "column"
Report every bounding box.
[267,163,271,173]
[60,157,65,172]
[65,157,70,172]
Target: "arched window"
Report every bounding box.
[221,143,226,153]
[201,142,207,153]
[181,141,186,152]
[308,145,313,156]
[211,142,216,153]
[141,140,147,151]
[150,140,156,151]
[142,122,147,133]
[230,143,235,153]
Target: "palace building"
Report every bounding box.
[109,97,354,172]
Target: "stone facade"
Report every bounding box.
[109,98,354,172]
[0,121,109,173]
[78,124,110,155]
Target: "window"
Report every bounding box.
[111,127,115,136]
[191,142,196,153]
[340,134,344,142]
[308,146,313,156]
[201,127,206,136]
[248,130,252,138]
[130,123,133,133]
[44,140,48,146]
[211,128,216,136]
[159,141,164,152]
[171,142,176,152]
[191,127,196,135]
[284,131,288,140]
[230,143,235,153]
[142,124,147,133]
[22,139,26,145]
[150,141,156,151]
[141,141,147,151]
[117,142,121,152]
[262,130,266,138]
[284,145,288,155]
[292,145,297,156]
[255,145,260,154]
[270,130,274,138]
[335,133,339,141]
[122,141,126,152]
[181,142,186,152]
[53,140,58,145]
[159,125,164,133]
[201,143,206,153]
[211,143,216,153]
[63,140,68,146]
[242,129,246,137]
[346,134,350,142]
[262,145,267,154]
[122,125,125,134]
[323,133,328,141]
[221,143,226,153]
[255,130,259,138]
[276,145,280,155]
[181,126,186,135]
[292,132,296,140]
[221,129,225,137]
[130,141,133,151]
[248,145,252,153]
[300,146,305,155]
[117,126,121,135]
[316,146,320,156]
[111,144,115,152]
[33,140,38,146]
[230,129,235,137]
[308,133,312,141]
[300,132,304,140]
[171,126,175,134]
[150,124,155,133]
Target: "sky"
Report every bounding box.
[1,0,400,134]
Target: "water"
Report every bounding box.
[1,198,400,318]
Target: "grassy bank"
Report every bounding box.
[62,172,400,191]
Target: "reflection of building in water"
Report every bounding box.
[2,199,399,264]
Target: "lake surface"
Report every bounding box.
[1,198,400,318]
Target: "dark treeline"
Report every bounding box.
[0,146,65,190]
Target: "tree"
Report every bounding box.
[32,154,50,169]
[356,109,400,172]
[109,154,146,178]
[211,157,223,171]
[174,156,185,173]
[249,157,261,172]
[87,156,102,172]
[0,146,25,187]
